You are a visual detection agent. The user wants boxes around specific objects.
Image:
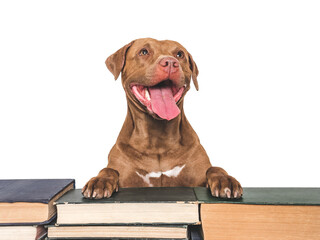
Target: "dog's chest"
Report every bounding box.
[135,164,186,187]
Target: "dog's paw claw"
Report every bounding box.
[224,187,231,198]
[214,188,220,198]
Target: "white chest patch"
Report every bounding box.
[136,164,186,187]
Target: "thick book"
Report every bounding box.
[54,187,199,225]
[0,179,75,225]
[47,224,189,239]
[0,225,46,240]
[195,187,320,240]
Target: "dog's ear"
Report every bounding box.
[188,52,199,91]
[105,41,134,80]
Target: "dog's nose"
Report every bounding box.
[159,57,180,73]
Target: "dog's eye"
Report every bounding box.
[139,48,149,56]
[176,51,185,59]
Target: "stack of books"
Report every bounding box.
[1,179,319,240]
[47,186,320,240]
[0,179,74,240]
[47,187,202,239]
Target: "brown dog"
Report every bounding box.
[82,38,243,199]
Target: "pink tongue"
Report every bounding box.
[148,85,180,120]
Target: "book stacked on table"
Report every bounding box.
[47,187,201,240]
[0,179,75,240]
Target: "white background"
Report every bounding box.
[0,0,319,188]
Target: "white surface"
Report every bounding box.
[0,0,319,188]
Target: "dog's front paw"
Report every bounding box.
[82,168,119,199]
[206,167,243,199]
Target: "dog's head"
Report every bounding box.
[106,38,198,121]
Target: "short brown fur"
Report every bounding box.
[82,38,242,199]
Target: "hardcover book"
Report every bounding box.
[54,187,199,225]
[195,187,320,240]
[0,179,75,225]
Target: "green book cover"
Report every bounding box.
[55,187,197,205]
[195,187,320,205]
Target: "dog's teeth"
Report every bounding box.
[145,88,151,101]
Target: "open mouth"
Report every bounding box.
[131,80,185,120]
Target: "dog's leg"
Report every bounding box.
[206,167,243,199]
[82,168,119,199]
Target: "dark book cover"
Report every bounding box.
[188,225,203,240]
[0,179,75,204]
[195,187,320,205]
[55,187,197,205]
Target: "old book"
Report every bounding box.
[195,187,320,240]
[55,187,199,225]
[0,179,75,224]
[0,225,46,240]
[47,224,188,239]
